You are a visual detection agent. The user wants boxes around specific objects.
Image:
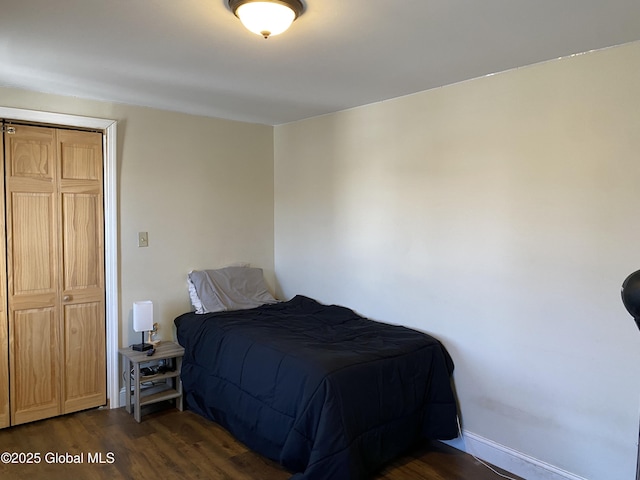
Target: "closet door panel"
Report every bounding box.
[5,126,57,303]
[0,314,7,428]
[58,129,105,413]
[61,192,105,413]
[59,130,103,299]
[8,192,60,425]
[8,128,54,181]
[64,302,105,413]
[6,126,61,425]
[9,192,57,298]
[60,133,101,181]
[0,133,8,429]
[62,193,103,293]
[10,307,61,425]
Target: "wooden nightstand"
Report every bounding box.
[119,341,185,422]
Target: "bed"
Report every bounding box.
[175,267,458,480]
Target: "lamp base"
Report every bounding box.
[132,342,153,352]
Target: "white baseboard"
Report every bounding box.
[119,387,126,407]
[443,429,587,480]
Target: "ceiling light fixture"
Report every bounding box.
[229,0,304,39]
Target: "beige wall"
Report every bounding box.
[274,42,640,480]
[0,87,275,348]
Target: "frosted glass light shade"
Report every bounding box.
[231,1,301,38]
[133,300,153,332]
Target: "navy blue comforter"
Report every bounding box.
[175,295,458,480]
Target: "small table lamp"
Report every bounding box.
[132,300,154,351]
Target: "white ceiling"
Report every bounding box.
[1,0,639,126]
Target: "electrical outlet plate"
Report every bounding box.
[138,232,148,247]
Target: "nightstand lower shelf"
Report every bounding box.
[139,387,182,407]
[119,341,185,422]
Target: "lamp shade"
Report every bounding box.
[133,300,154,333]
[229,0,303,38]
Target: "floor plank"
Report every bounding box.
[0,405,522,479]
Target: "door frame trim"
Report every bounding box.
[0,107,119,408]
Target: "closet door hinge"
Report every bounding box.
[1,126,16,134]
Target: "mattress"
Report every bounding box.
[175,295,458,479]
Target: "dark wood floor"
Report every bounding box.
[0,404,521,480]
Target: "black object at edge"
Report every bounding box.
[621,269,640,331]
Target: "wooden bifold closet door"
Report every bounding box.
[0,131,8,428]
[1,124,106,427]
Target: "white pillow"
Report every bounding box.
[187,275,205,314]
[188,266,278,314]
